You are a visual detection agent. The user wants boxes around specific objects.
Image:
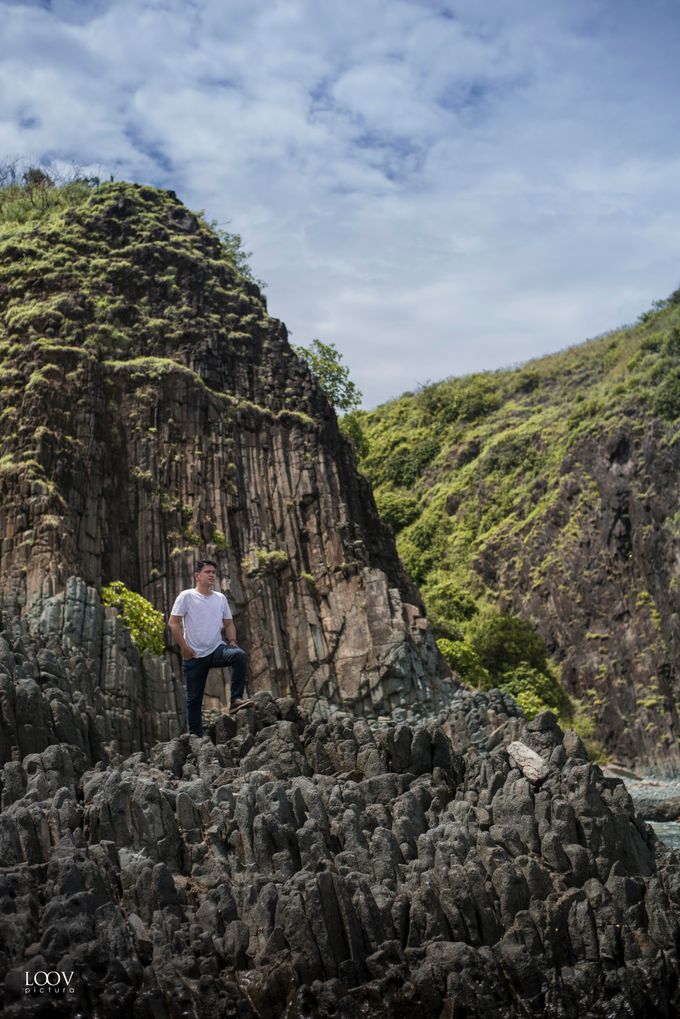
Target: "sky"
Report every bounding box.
[2,0,680,407]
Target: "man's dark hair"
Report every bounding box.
[194,559,217,574]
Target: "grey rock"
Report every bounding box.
[507,741,550,784]
[0,688,679,1017]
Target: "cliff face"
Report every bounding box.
[0,182,447,739]
[483,421,680,771]
[361,308,680,772]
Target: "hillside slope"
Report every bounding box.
[362,298,680,771]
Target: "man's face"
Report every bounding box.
[196,565,217,588]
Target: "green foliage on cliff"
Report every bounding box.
[293,339,369,454]
[0,163,100,225]
[102,581,165,655]
[361,288,680,742]
[293,339,361,412]
[0,178,266,364]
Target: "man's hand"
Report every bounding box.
[169,614,195,661]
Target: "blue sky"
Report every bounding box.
[2,0,680,406]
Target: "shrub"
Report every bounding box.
[664,327,680,358]
[397,537,436,584]
[416,381,459,425]
[382,435,439,487]
[374,489,420,532]
[408,509,446,553]
[213,528,229,551]
[102,581,165,655]
[481,429,537,475]
[499,663,568,716]
[470,612,548,680]
[340,410,369,458]
[422,572,478,637]
[512,688,550,720]
[454,374,501,422]
[437,638,490,687]
[241,547,289,576]
[654,368,680,420]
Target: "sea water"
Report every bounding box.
[650,822,680,850]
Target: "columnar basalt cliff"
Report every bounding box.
[0,182,448,733]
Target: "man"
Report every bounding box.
[169,559,252,736]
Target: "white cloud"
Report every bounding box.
[2,0,680,405]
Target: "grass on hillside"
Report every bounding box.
[358,289,680,752]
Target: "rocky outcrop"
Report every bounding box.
[488,423,680,774]
[0,182,449,718]
[1,696,679,1018]
[0,577,183,766]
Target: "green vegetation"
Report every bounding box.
[102,581,165,655]
[360,287,680,745]
[436,610,568,721]
[213,528,229,552]
[374,489,420,533]
[293,339,361,412]
[201,219,265,289]
[339,409,369,458]
[241,546,290,577]
[471,612,548,677]
[0,163,99,226]
[294,339,368,453]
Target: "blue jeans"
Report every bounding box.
[182,643,248,736]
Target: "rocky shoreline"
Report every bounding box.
[612,773,680,823]
[2,692,679,1018]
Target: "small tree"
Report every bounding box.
[295,339,368,456]
[23,166,53,189]
[212,224,266,288]
[293,339,362,412]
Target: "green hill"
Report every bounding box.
[360,295,680,770]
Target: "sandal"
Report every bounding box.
[230,698,254,714]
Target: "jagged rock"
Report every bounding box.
[1,700,679,1018]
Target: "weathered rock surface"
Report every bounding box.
[0,579,183,766]
[0,182,449,718]
[490,424,680,774]
[1,697,679,1018]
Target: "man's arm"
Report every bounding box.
[169,615,195,659]
[223,618,239,646]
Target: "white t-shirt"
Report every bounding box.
[170,588,232,657]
